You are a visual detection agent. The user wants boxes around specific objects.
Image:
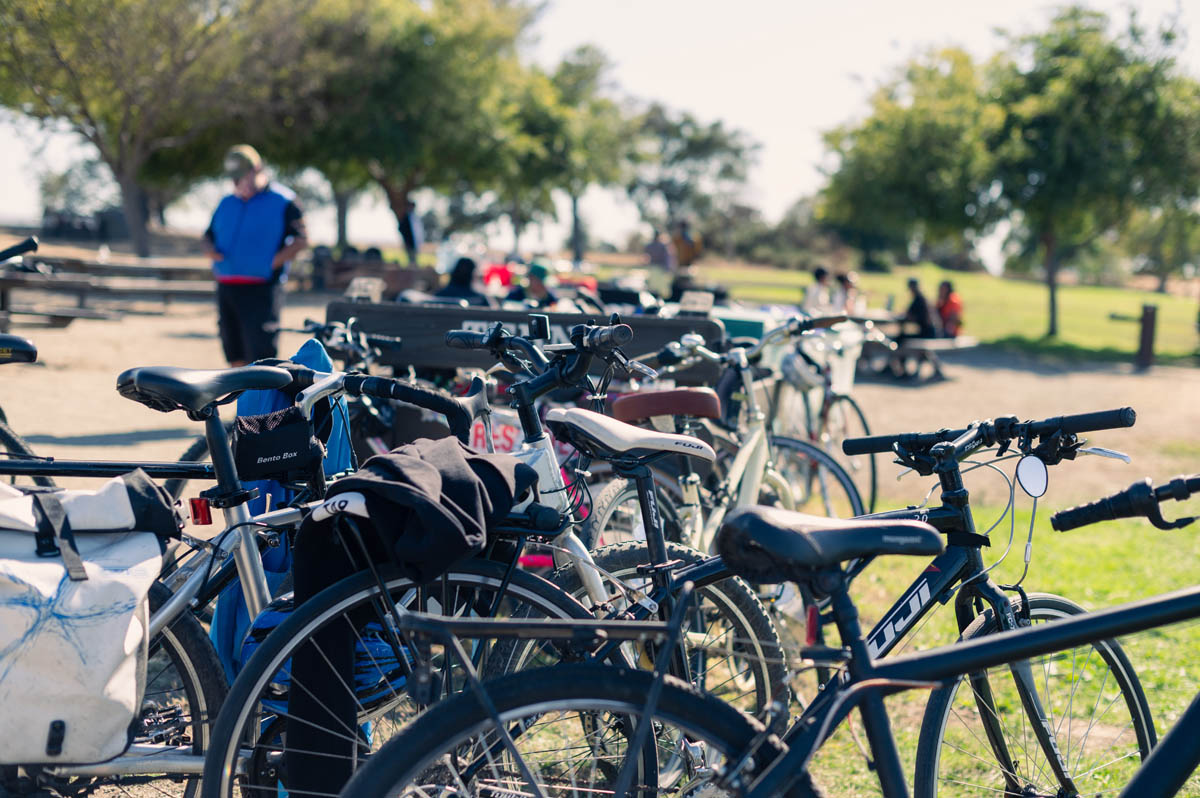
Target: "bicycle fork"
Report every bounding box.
[956,580,1080,797]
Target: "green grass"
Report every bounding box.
[802,504,1200,796]
[681,261,1200,364]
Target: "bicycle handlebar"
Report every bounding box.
[0,236,38,262]
[1051,474,1200,531]
[841,407,1137,456]
[288,368,480,443]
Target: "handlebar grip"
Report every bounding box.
[655,346,684,367]
[1035,407,1136,437]
[583,323,634,353]
[1050,478,1154,531]
[445,330,490,351]
[799,314,849,331]
[841,428,961,456]
[0,236,38,262]
[343,376,472,443]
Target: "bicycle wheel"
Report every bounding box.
[200,560,598,798]
[768,435,865,518]
[550,541,789,724]
[42,583,228,797]
[819,395,876,513]
[914,593,1155,798]
[579,477,685,550]
[0,419,54,487]
[337,663,821,798]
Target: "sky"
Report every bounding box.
[0,0,1196,256]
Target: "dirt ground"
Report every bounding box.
[3,295,1194,507]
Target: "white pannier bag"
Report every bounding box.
[0,470,181,764]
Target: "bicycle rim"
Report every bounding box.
[203,565,594,798]
[337,664,796,798]
[915,594,1154,798]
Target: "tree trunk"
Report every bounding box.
[1157,268,1169,294]
[334,191,353,250]
[511,205,524,255]
[118,173,151,258]
[570,193,583,266]
[1041,230,1059,338]
[374,174,414,236]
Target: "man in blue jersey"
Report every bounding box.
[204,145,308,365]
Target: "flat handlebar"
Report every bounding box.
[0,236,38,262]
[842,407,1137,456]
[1052,474,1200,531]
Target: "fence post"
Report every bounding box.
[1135,304,1157,370]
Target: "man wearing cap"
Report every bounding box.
[204,145,308,366]
[504,260,558,308]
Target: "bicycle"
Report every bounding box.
[581,316,865,553]
[334,408,1173,798]
[333,457,1200,798]
[768,320,878,512]
[1,358,484,796]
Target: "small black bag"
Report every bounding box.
[233,405,325,482]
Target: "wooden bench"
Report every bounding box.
[887,335,979,380]
[29,254,213,282]
[0,272,213,311]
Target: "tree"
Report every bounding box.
[551,46,629,264]
[1120,203,1200,292]
[626,103,758,232]
[986,7,1200,336]
[0,0,315,255]
[818,48,996,269]
[291,0,533,236]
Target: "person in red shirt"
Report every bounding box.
[937,280,964,338]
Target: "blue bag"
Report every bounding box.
[208,339,354,679]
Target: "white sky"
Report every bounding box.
[1,0,1196,255]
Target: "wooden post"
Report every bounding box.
[1136,304,1157,370]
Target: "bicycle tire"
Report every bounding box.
[768,435,866,518]
[914,593,1155,798]
[549,541,790,725]
[821,394,876,514]
[579,477,685,550]
[0,419,54,488]
[336,663,824,798]
[200,560,599,798]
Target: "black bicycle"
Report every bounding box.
[335,463,1200,798]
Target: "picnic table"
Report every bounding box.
[0,271,214,331]
[29,253,212,282]
[887,335,980,380]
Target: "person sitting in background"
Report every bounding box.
[434,257,491,307]
[936,280,964,337]
[505,261,559,307]
[803,266,833,311]
[833,271,863,314]
[903,278,938,338]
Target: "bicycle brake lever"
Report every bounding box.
[1077,446,1132,464]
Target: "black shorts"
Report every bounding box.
[216,281,283,364]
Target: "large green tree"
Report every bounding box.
[0,0,314,255]
[626,103,757,231]
[818,48,996,269]
[551,45,629,264]
[290,0,533,236]
[986,7,1199,336]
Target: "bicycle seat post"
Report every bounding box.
[197,403,271,619]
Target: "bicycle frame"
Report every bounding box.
[748,584,1200,798]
